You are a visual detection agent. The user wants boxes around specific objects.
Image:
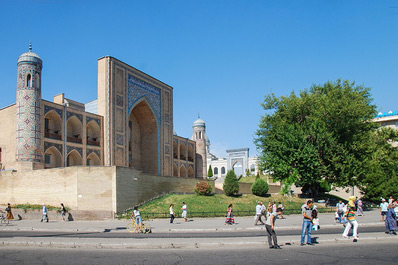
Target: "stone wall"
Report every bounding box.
[0,166,214,219]
[115,167,214,213]
[0,166,115,217]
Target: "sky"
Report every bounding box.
[1,0,398,158]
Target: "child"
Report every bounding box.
[334,211,339,224]
[312,209,320,230]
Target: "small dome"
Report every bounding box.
[193,118,205,127]
[18,51,42,65]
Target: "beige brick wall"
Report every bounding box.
[0,105,17,170]
[115,167,214,213]
[0,165,214,217]
[0,166,115,212]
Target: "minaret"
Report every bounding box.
[15,43,43,170]
[192,114,207,179]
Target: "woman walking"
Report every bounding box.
[225,204,235,225]
[343,196,359,241]
[60,203,67,221]
[356,199,364,216]
[385,204,397,235]
[169,204,175,224]
[5,203,13,225]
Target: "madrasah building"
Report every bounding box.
[0,46,259,218]
[0,46,205,217]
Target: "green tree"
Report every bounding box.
[208,165,213,178]
[251,178,269,197]
[255,80,378,197]
[360,127,398,201]
[223,170,240,196]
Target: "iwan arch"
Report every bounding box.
[0,47,209,218]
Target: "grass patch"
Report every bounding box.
[239,175,267,183]
[8,204,66,213]
[119,193,330,219]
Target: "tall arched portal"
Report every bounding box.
[129,100,158,174]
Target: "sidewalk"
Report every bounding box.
[0,208,385,233]
[0,209,396,249]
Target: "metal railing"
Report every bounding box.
[120,207,339,220]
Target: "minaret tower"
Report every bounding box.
[15,43,43,170]
[192,114,207,179]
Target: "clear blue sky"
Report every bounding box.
[1,0,397,158]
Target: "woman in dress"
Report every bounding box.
[356,199,364,216]
[385,203,397,235]
[5,203,13,224]
[225,204,235,225]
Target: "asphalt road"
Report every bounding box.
[0,225,386,239]
[0,240,397,265]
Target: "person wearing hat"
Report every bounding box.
[343,196,359,241]
[254,201,265,225]
[380,198,389,222]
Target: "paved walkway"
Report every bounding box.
[0,209,396,249]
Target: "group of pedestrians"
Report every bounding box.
[0,202,67,224]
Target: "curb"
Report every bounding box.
[0,234,396,250]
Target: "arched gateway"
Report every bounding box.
[129,99,158,175]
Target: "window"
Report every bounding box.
[45,154,51,164]
[45,118,49,130]
[27,74,31,87]
[214,167,218,175]
[221,167,226,174]
[250,164,256,172]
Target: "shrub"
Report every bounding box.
[194,181,213,195]
[208,165,213,178]
[251,178,269,197]
[223,170,240,196]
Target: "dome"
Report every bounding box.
[193,118,205,127]
[18,51,42,65]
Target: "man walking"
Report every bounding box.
[254,202,265,225]
[336,200,345,223]
[380,198,389,222]
[301,200,314,246]
[265,207,283,249]
[41,204,49,223]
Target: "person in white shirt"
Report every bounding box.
[380,199,389,222]
[181,202,188,222]
[265,206,283,249]
[132,206,142,233]
[254,202,265,225]
[169,204,175,223]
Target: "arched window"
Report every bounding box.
[27,74,31,87]
[250,164,256,172]
[221,167,226,174]
[214,167,218,175]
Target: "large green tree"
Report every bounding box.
[360,127,398,201]
[255,80,378,196]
